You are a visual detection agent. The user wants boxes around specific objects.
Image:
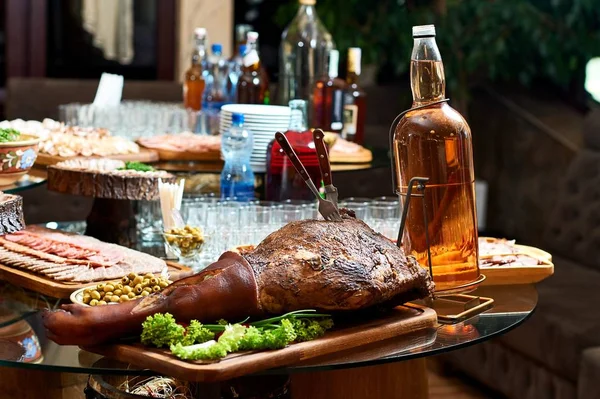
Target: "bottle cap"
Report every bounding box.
[194,27,207,39]
[299,0,316,4]
[232,113,244,125]
[347,48,362,75]
[235,24,253,42]
[212,44,222,54]
[247,31,259,43]
[289,99,307,108]
[412,25,436,38]
[239,44,247,55]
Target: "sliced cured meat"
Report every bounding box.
[138,132,221,153]
[7,227,120,262]
[0,227,167,283]
[0,238,68,264]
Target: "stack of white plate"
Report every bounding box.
[220,104,301,172]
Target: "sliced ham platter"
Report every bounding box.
[0,226,192,298]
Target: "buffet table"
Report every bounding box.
[0,282,537,398]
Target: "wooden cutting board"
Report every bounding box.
[329,146,373,164]
[479,237,554,285]
[0,261,193,299]
[85,305,436,382]
[149,148,222,162]
[35,148,159,167]
[481,262,554,285]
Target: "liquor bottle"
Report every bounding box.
[279,0,336,109]
[265,100,321,201]
[228,44,245,103]
[220,113,255,201]
[312,49,345,132]
[342,48,367,144]
[228,44,246,103]
[247,31,271,105]
[228,25,253,101]
[236,32,269,105]
[183,28,208,111]
[393,25,480,291]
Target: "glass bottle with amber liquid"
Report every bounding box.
[183,28,208,111]
[393,25,479,291]
[265,100,321,201]
[342,48,366,144]
[237,32,269,105]
[313,49,345,132]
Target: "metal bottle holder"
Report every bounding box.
[389,99,493,323]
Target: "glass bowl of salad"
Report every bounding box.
[0,128,41,186]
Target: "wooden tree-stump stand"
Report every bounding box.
[0,193,25,235]
[47,162,176,246]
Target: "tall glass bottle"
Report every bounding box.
[312,49,345,132]
[393,25,479,291]
[342,48,367,144]
[237,32,269,105]
[183,28,208,111]
[229,24,253,101]
[228,44,246,103]
[279,0,335,109]
[265,100,321,201]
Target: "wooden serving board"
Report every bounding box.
[479,237,554,285]
[330,147,373,164]
[0,261,193,299]
[480,237,553,262]
[35,148,159,167]
[85,305,436,383]
[150,148,222,162]
[481,262,554,285]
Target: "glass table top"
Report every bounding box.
[0,281,536,376]
[0,168,47,194]
[154,148,390,174]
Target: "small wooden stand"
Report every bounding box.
[47,164,176,246]
[0,194,25,235]
[85,198,137,247]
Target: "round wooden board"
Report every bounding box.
[35,148,159,167]
[47,166,176,201]
[151,148,222,162]
[329,147,373,164]
[479,237,553,261]
[479,238,554,285]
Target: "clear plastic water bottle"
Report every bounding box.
[202,44,228,134]
[220,113,255,201]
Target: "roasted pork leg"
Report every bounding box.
[43,212,434,346]
[42,252,261,346]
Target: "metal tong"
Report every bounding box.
[274,132,342,221]
[312,129,339,208]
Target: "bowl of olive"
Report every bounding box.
[163,225,205,259]
[70,273,171,307]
